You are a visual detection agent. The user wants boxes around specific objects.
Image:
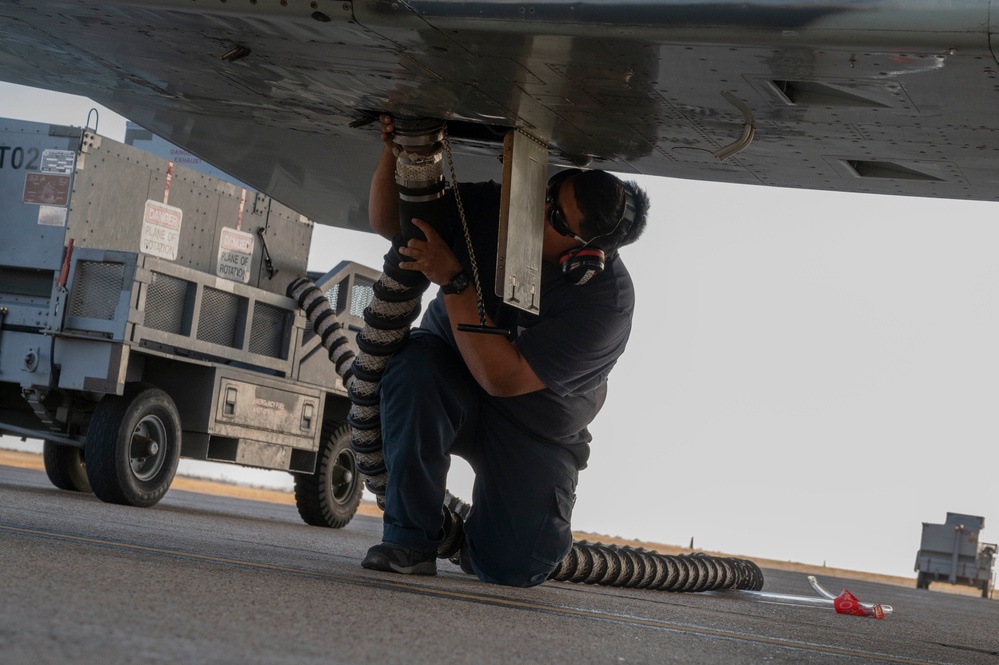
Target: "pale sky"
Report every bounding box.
[2,81,996,580]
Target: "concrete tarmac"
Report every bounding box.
[2,463,997,665]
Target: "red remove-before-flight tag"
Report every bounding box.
[834,589,885,619]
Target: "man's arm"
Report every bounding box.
[368,115,401,240]
[442,287,546,397]
[400,218,546,397]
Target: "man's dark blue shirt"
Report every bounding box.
[419,181,634,468]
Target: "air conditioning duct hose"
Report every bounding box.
[288,118,764,592]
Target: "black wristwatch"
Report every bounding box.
[441,271,471,295]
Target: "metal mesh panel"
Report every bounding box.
[197,287,241,348]
[249,301,288,358]
[327,284,340,311]
[349,276,375,318]
[69,261,124,320]
[145,272,191,334]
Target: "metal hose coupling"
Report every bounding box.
[391,116,448,241]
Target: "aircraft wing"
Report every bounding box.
[0,0,997,230]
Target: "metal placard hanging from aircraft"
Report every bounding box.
[496,130,547,314]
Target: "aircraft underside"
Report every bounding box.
[1,0,998,233]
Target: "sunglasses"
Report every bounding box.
[545,169,587,245]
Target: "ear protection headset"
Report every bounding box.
[546,169,636,286]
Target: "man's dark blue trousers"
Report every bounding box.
[379,330,578,587]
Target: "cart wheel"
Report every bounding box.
[294,421,362,528]
[915,572,930,590]
[42,441,92,493]
[983,581,993,600]
[85,384,181,507]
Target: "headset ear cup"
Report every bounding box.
[560,247,605,285]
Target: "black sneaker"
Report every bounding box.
[436,505,465,560]
[362,542,437,575]
[449,542,475,576]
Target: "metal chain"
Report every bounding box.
[514,126,550,151]
[442,125,488,327]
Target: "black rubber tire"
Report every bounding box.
[42,440,92,493]
[294,421,362,528]
[85,384,181,507]
[915,572,930,590]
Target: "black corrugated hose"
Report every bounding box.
[286,116,764,592]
